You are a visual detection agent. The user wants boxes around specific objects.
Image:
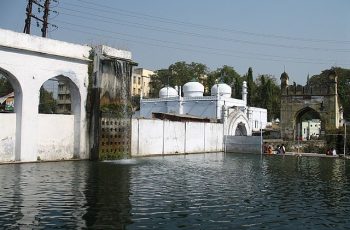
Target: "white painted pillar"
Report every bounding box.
[242,81,247,105]
[18,87,39,161]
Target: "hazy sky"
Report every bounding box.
[1,0,349,84]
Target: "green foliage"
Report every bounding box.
[149,69,170,97]
[99,150,128,160]
[0,74,13,97]
[131,95,141,111]
[246,67,254,106]
[39,87,57,114]
[208,65,242,98]
[252,75,280,121]
[100,103,132,118]
[149,61,208,97]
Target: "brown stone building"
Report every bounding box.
[280,70,342,140]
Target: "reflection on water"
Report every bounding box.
[1,154,350,229]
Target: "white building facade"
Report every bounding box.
[301,119,321,140]
[139,80,267,136]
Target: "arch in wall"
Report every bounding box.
[0,67,23,161]
[235,122,248,136]
[38,75,81,158]
[294,106,322,140]
[227,109,251,136]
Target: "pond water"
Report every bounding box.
[1,153,350,229]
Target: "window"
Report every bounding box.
[138,77,141,85]
[133,76,136,84]
[138,89,141,94]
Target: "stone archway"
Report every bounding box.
[280,70,340,140]
[0,67,23,161]
[226,109,251,136]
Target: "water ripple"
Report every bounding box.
[1,154,350,229]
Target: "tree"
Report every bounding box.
[246,67,254,106]
[39,87,57,113]
[149,62,208,97]
[0,74,13,97]
[254,74,280,121]
[209,65,242,98]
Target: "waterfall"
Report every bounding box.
[98,59,133,160]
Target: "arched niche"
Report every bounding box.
[0,67,23,161]
[227,109,251,136]
[235,122,248,136]
[37,75,81,159]
[39,75,81,115]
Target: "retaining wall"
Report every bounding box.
[131,119,223,157]
[225,135,261,154]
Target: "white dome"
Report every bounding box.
[159,86,178,98]
[211,83,232,98]
[183,81,204,97]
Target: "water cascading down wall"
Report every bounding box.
[89,46,136,160]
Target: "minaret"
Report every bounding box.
[328,69,339,128]
[242,81,247,105]
[280,71,289,94]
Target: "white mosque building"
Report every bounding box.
[139,80,267,136]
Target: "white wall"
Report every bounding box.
[164,121,185,154]
[37,114,75,161]
[205,123,223,152]
[0,114,16,161]
[185,122,205,153]
[0,28,90,162]
[133,119,164,156]
[131,118,223,157]
[249,107,268,132]
[140,100,168,118]
[183,100,216,119]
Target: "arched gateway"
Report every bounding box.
[280,70,342,140]
[226,109,252,136]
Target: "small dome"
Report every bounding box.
[280,71,289,80]
[211,83,232,98]
[183,81,204,97]
[159,86,178,98]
